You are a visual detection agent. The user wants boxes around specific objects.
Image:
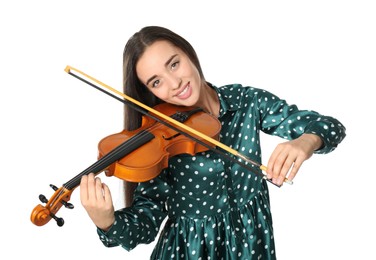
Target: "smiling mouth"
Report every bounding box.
[177,84,189,97]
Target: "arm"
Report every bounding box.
[255,89,346,185]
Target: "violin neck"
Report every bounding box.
[62,130,155,190]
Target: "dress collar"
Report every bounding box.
[207,82,242,118]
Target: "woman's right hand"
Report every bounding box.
[80,173,115,231]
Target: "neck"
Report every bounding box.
[198,83,219,117]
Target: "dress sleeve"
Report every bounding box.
[96,169,170,251]
[254,88,346,154]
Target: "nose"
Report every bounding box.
[174,79,182,90]
[168,76,182,90]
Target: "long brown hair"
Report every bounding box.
[122,26,205,206]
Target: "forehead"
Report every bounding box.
[143,40,180,56]
[136,41,183,79]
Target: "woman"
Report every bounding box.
[80,26,346,259]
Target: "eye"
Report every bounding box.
[171,61,179,70]
[152,79,160,88]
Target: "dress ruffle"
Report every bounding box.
[151,191,276,260]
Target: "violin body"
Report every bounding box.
[99,103,221,182]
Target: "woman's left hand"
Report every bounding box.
[80,173,115,231]
[266,133,323,186]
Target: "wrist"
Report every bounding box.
[97,216,115,232]
[302,133,323,151]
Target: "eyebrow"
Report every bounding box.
[145,54,178,86]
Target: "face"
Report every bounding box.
[136,40,203,107]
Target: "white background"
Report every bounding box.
[1,0,375,259]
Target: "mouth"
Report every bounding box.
[175,82,191,99]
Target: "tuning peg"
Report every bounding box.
[50,184,58,191]
[38,193,73,208]
[39,194,48,203]
[61,200,74,209]
[50,213,64,227]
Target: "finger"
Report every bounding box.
[286,157,304,182]
[270,152,288,182]
[277,154,296,185]
[87,173,97,200]
[102,183,113,204]
[266,148,283,179]
[95,176,104,201]
[80,175,89,202]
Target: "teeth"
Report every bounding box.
[178,85,188,96]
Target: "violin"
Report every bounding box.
[30,66,291,227]
[30,103,221,227]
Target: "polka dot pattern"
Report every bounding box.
[97,84,346,259]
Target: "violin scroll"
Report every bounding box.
[30,185,74,226]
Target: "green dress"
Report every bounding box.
[97,84,346,259]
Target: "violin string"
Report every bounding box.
[63,130,155,189]
[48,131,153,215]
[66,69,280,187]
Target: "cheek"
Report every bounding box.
[185,62,201,83]
[149,87,169,101]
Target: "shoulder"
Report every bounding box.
[216,83,272,97]
[214,83,280,105]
